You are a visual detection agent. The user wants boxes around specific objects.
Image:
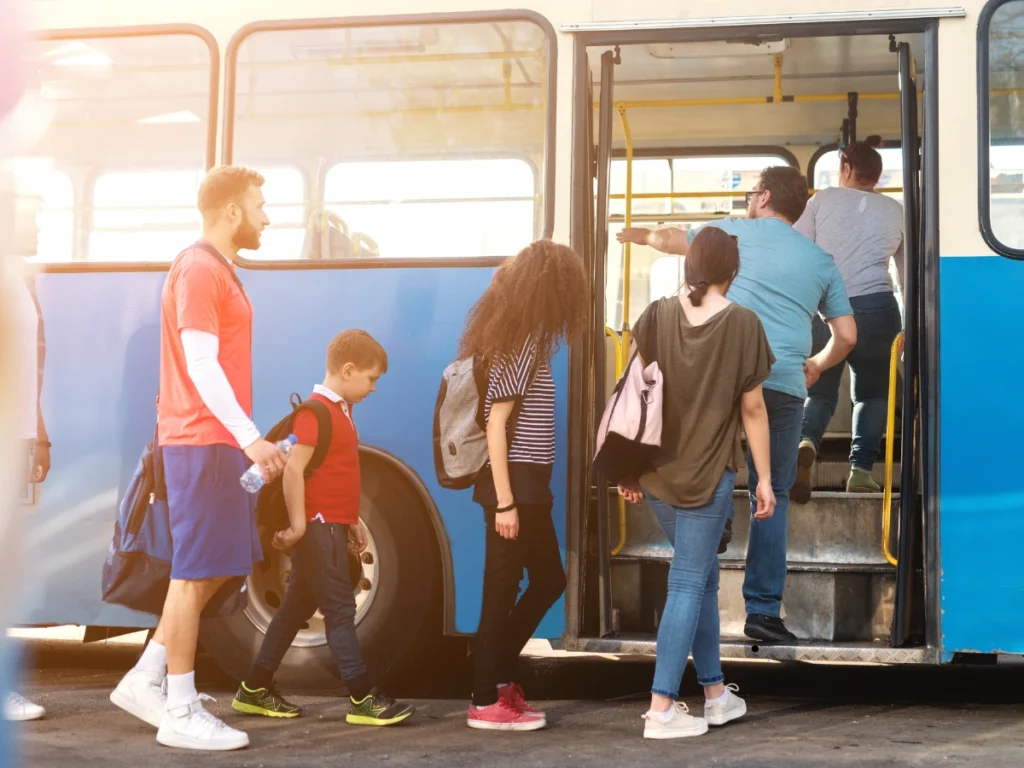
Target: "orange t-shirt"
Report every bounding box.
[158,244,253,447]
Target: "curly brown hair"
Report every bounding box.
[458,240,588,364]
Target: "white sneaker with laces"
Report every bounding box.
[5,692,45,721]
[110,667,167,728]
[705,683,747,726]
[156,695,249,751]
[642,701,708,740]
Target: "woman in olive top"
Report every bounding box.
[618,227,776,740]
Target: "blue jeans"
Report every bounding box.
[647,470,735,698]
[738,388,804,618]
[252,520,370,689]
[801,292,902,470]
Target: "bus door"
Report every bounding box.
[891,37,926,647]
[590,47,618,639]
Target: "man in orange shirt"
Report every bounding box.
[109,166,285,752]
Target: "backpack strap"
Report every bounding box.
[292,399,334,478]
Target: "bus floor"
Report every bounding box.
[12,630,1024,767]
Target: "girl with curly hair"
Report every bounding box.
[460,240,587,732]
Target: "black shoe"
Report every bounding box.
[744,614,797,643]
[718,519,732,554]
[232,681,303,718]
[347,689,415,726]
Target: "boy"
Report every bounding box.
[232,330,414,726]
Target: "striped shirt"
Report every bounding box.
[483,340,555,466]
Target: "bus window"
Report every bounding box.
[11,163,74,263]
[810,145,904,203]
[324,159,534,259]
[226,18,552,262]
[985,0,1024,253]
[608,153,793,329]
[16,32,216,263]
[89,167,305,262]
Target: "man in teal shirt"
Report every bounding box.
[619,166,856,643]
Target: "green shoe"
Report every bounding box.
[232,682,302,718]
[791,439,817,505]
[346,689,415,726]
[847,468,881,493]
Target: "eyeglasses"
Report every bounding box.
[745,189,765,205]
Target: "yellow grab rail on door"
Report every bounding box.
[882,332,905,567]
[604,327,628,557]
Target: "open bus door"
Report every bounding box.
[891,37,927,648]
[590,47,618,639]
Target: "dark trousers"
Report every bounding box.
[472,504,566,707]
[251,520,373,696]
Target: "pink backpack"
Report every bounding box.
[593,299,664,484]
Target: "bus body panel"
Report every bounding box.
[21,266,568,638]
[939,253,1024,657]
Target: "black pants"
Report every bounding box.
[472,504,566,706]
[250,521,374,697]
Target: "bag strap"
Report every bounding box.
[303,399,334,478]
[638,297,664,365]
[178,241,246,292]
[288,397,334,479]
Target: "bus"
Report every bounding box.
[8,0,1023,686]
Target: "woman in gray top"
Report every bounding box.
[791,136,904,501]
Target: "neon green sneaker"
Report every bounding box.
[346,689,415,726]
[847,468,881,493]
[231,682,302,718]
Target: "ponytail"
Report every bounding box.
[687,281,710,306]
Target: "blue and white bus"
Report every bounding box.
[7,0,1024,685]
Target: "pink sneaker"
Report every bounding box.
[466,699,545,731]
[499,683,545,718]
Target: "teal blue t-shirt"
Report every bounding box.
[688,218,852,399]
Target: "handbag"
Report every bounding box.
[592,299,665,485]
[101,425,249,617]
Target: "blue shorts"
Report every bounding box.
[163,444,263,580]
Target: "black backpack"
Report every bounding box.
[255,393,333,536]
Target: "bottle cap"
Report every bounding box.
[287,434,298,444]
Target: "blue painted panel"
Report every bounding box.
[939,255,1024,656]
[22,265,567,639]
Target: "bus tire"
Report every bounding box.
[198,458,442,692]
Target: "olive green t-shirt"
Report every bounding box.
[634,297,775,508]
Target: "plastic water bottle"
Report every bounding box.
[239,435,298,493]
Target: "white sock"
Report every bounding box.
[166,671,197,710]
[706,689,729,705]
[135,640,167,676]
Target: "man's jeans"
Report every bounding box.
[802,292,903,470]
[735,388,804,618]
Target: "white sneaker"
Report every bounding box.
[642,702,708,740]
[156,696,249,751]
[705,683,747,726]
[4,692,45,721]
[110,667,166,728]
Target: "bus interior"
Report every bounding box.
[578,26,931,660]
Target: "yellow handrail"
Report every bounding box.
[608,187,903,200]
[882,332,904,567]
[604,328,628,557]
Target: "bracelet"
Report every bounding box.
[496,502,517,513]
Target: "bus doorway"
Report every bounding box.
[569,18,937,663]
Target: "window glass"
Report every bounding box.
[986,0,1024,251]
[607,154,793,329]
[228,19,551,261]
[16,33,214,262]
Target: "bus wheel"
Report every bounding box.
[199,460,442,692]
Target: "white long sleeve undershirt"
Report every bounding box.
[180,329,260,449]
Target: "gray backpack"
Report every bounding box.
[432,354,537,490]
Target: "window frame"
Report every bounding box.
[30,24,220,273]
[806,140,904,192]
[221,10,558,270]
[978,0,1024,259]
